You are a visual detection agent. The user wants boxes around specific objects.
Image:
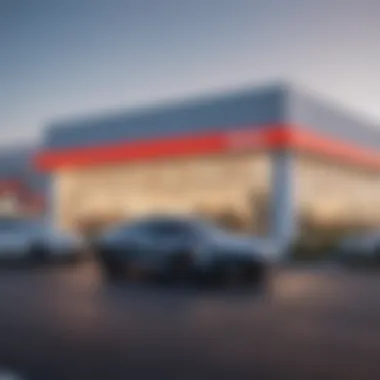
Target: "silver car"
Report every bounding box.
[0,217,83,264]
[95,216,272,288]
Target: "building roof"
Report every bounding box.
[286,85,380,151]
[44,83,287,149]
[43,83,380,151]
[36,83,380,171]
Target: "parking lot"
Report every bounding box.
[0,262,378,380]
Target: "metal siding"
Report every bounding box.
[42,83,380,154]
[287,87,380,151]
[44,85,287,149]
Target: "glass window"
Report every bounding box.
[138,220,193,237]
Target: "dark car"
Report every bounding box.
[335,231,380,266]
[95,215,273,288]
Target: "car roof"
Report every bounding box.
[130,214,200,225]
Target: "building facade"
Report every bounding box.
[0,146,46,216]
[35,84,380,252]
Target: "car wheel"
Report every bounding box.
[210,261,244,288]
[242,262,268,290]
[96,246,127,281]
[28,242,50,265]
[100,257,125,281]
[222,262,245,288]
[211,261,267,289]
[165,252,195,285]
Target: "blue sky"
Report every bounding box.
[1,0,379,147]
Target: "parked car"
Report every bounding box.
[336,230,380,264]
[0,216,84,264]
[95,215,274,288]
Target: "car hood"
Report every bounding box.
[210,233,279,263]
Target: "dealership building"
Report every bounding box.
[0,146,46,216]
[35,83,380,252]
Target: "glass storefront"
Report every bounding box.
[295,156,380,249]
[55,153,272,235]
[52,151,380,249]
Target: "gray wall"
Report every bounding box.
[44,84,288,149]
[285,86,380,151]
[43,82,380,152]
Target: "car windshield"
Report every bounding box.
[104,216,224,240]
[141,220,190,236]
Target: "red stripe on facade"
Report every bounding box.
[289,127,380,169]
[0,180,23,191]
[35,125,287,171]
[35,124,380,171]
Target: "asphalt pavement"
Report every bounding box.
[0,261,379,380]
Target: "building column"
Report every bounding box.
[269,150,297,256]
[45,175,57,228]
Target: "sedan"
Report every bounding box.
[95,215,273,288]
[0,216,84,264]
[336,231,380,265]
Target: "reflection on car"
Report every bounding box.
[95,215,273,288]
[337,231,380,263]
[0,216,83,264]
